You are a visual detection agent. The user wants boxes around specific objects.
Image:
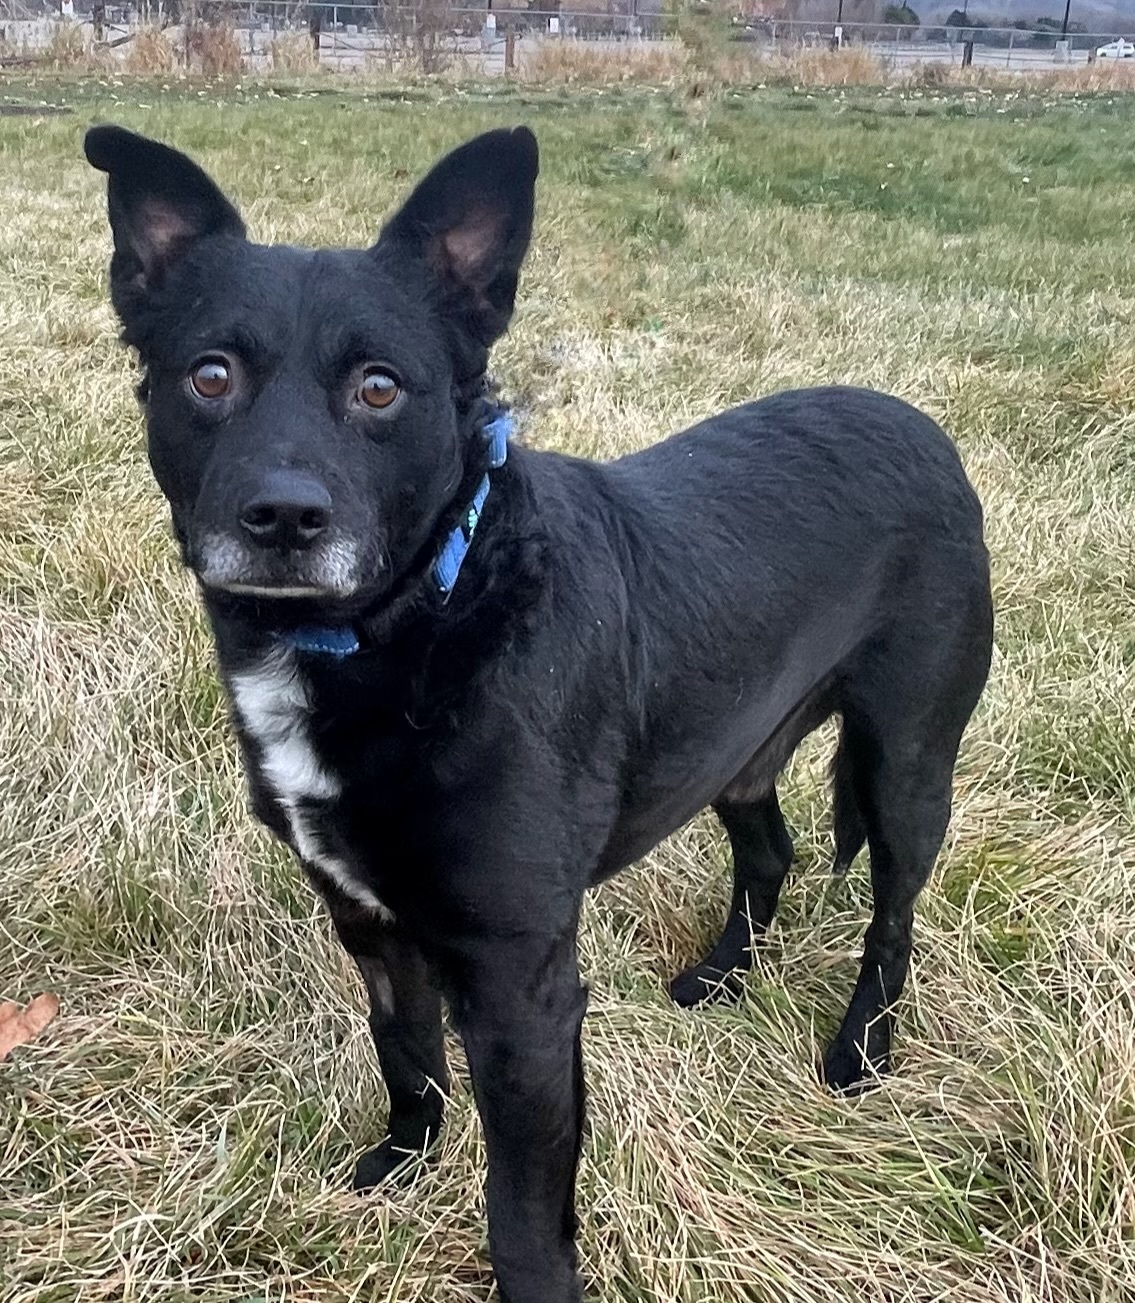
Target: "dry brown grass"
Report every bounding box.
[749,44,886,86]
[186,20,243,78]
[42,20,101,70]
[120,24,178,75]
[270,30,320,75]
[521,38,695,85]
[14,22,1135,97]
[675,39,1135,94]
[943,58,1135,92]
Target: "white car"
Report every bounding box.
[1096,38,1135,57]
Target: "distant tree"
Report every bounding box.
[1009,15,1084,44]
[883,2,919,24]
[1026,14,1084,31]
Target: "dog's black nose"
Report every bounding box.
[239,471,332,549]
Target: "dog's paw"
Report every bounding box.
[820,1034,889,1096]
[669,963,745,1009]
[351,1138,426,1192]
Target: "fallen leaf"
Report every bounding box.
[0,994,60,1061]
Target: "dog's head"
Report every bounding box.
[85,124,537,613]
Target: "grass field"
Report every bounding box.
[2,73,1135,1302]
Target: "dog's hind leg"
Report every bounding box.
[669,789,794,1008]
[821,595,992,1093]
[820,717,953,1094]
[329,902,449,1189]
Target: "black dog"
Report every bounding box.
[86,123,993,1303]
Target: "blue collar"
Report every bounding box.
[282,408,513,659]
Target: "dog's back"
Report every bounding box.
[508,386,990,885]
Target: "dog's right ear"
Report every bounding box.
[84,124,246,323]
[376,126,538,354]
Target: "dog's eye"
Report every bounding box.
[358,368,401,411]
[189,358,232,400]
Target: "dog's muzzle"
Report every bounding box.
[194,470,365,599]
[194,532,364,600]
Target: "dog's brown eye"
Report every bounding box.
[359,369,400,411]
[189,358,231,400]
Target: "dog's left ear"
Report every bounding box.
[84,124,246,324]
[376,126,538,350]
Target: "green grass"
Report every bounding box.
[2,74,1135,1302]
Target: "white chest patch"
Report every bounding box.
[228,648,392,921]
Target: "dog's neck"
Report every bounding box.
[278,401,513,662]
[203,384,545,692]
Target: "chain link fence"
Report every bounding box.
[732,15,1132,70]
[0,0,675,73]
[1,0,1131,74]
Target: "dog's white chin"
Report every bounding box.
[207,581,350,600]
[195,534,364,602]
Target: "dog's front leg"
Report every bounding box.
[452,931,588,1303]
[329,901,449,1189]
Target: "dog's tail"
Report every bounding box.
[830,723,867,875]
